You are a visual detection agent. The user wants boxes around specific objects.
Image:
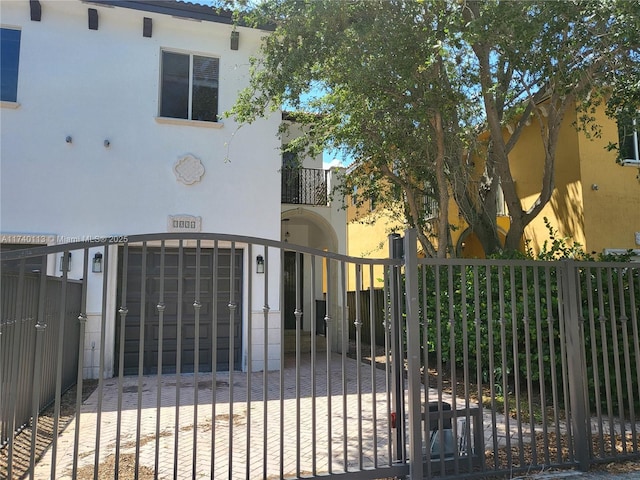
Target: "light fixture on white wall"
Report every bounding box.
[256,255,265,274]
[230,30,239,50]
[92,252,103,273]
[59,252,72,272]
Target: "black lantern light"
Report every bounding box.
[92,252,103,273]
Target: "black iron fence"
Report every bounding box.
[0,232,638,480]
[347,289,386,347]
[281,167,328,205]
[1,270,82,450]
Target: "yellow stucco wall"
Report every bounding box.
[346,207,403,290]
[577,109,640,253]
[346,102,639,262]
[510,103,640,255]
[506,107,586,255]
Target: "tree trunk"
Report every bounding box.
[433,110,450,258]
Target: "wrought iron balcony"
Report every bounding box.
[281,167,328,206]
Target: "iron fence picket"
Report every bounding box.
[115,243,128,480]
[50,257,69,480]
[137,242,148,480]
[71,249,89,480]
[29,258,48,479]
[245,243,253,480]
[630,268,640,453]
[7,259,26,480]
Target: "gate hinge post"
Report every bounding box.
[389,233,405,462]
[561,259,591,471]
[404,229,424,480]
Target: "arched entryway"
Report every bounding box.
[281,209,339,335]
[455,227,508,258]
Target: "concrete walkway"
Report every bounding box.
[33,351,639,479]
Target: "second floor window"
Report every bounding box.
[1,28,21,102]
[618,116,639,164]
[160,51,219,122]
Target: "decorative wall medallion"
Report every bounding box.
[167,215,202,233]
[174,154,205,185]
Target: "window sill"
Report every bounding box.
[155,117,223,129]
[1,101,20,109]
[621,159,640,167]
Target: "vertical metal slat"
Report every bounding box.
[210,241,219,478]
[7,258,26,480]
[261,246,269,479]
[94,246,110,479]
[174,240,184,478]
[72,249,89,478]
[193,240,201,479]
[50,254,69,480]
[368,263,378,468]
[354,262,363,470]
[227,242,237,479]
[28,256,49,479]
[115,244,129,480]
[510,265,524,466]
[134,243,147,480]
[155,241,166,476]
[245,243,253,480]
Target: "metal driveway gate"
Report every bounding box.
[1,230,639,479]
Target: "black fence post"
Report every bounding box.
[389,233,405,463]
[561,260,591,471]
[404,229,424,480]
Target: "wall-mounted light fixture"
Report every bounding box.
[591,183,599,191]
[30,0,42,21]
[59,252,72,272]
[66,135,73,144]
[92,252,103,273]
[230,30,239,50]
[104,139,110,148]
[256,255,265,274]
[88,8,98,30]
[143,17,152,38]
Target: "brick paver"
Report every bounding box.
[31,351,640,479]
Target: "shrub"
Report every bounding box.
[414,220,638,416]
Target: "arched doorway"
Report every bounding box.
[281,209,339,333]
[456,228,508,258]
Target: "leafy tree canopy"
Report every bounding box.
[227,0,640,257]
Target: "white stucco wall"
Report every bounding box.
[1,1,285,376]
[1,1,281,241]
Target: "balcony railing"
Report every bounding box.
[281,167,328,206]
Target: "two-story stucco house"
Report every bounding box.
[0,0,346,378]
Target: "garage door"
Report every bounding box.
[116,246,242,375]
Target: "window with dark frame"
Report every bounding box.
[160,51,219,122]
[1,28,21,102]
[618,115,639,163]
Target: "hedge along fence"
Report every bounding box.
[579,263,640,419]
[416,258,640,417]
